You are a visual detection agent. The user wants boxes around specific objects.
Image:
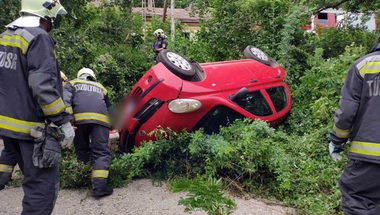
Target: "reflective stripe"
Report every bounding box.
[350,141,380,156]
[0,115,44,134]
[74,112,109,124]
[92,170,109,178]
[70,80,107,95]
[41,98,66,116]
[0,164,14,173]
[356,55,380,78]
[14,29,34,43]
[66,106,73,114]
[333,125,350,138]
[0,35,29,54]
[359,61,380,77]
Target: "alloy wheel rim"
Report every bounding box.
[166,52,192,71]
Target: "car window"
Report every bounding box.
[266,86,287,112]
[192,106,245,134]
[235,90,272,116]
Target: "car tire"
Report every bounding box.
[157,49,196,80]
[243,45,271,65]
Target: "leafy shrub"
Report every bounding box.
[171,177,236,215]
[60,147,92,189]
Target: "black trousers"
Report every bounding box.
[0,138,18,187]
[339,160,380,215]
[73,124,111,189]
[0,137,59,215]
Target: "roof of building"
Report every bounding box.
[132,7,201,23]
[89,1,202,23]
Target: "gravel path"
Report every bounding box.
[0,138,295,215]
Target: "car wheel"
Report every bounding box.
[157,49,196,80]
[243,45,271,65]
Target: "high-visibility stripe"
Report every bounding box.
[66,106,73,114]
[0,164,14,173]
[359,61,380,77]
[41,98,66,116]
[350,141,380,157]
[0,115,44,134]
[92,170,109,178]
[70,79,107,95]
[74,112,109,124]
[333,125,350,138]
[0,35,29,54]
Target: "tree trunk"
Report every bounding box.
[162,0,168,22]
[171,0,175,41]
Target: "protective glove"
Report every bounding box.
[60,122,75,149]
[31,125,62,168]
[40,133,62,168]
[329,142,343,161]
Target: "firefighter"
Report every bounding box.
[0,72,72,191]
[152,28,168,62]
[329,39,380,214]
[0,0,75,214]
[67,67,113,197]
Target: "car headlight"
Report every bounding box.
[168,99,202,113]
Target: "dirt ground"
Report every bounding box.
[0,138,296,215]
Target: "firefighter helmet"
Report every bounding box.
[20,0,67,20]
[154,29,165,38]
[77,68,97,81]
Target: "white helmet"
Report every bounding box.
[7,0,67,28]
[20,0,67,20]
[77,67,96,81]
[154,29,166,38]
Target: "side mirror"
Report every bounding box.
[229,87,249,102]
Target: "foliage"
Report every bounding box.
[284,45,366,135]
[171,177,236,215]
[0,0,19,27]
[53,4,154,104]
[60,147,92,189]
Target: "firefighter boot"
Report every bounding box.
[93,185,113,197]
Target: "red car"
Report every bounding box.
[118,46,292,152]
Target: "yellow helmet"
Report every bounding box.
[77,67,96,81]
[20,0,67,20]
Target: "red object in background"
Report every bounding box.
[118,47,292,152]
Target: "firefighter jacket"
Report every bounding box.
[66,79,113,128]
[0,27,69,141]
[331,51,380,164]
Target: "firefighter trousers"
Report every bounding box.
[339,160,380,215]
[0,137,18,188]
[0,137,59,215]
[73,124,111,190]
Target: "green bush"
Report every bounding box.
[171,177,236,215]
[60,147,92,189]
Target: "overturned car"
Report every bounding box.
[118,46,292,152]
